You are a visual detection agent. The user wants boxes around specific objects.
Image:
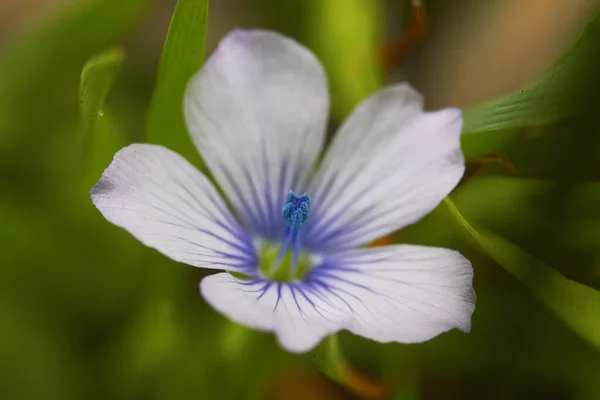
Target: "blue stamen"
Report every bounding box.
[265,191,312,280]
[290,228,302,280]
[281,190,311,229]
[269,227,295,276]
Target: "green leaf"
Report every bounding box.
[146,0,209,166]
[305,0,384,117]
[442,197,600,351]
[79,48,125,147]
[0,0,154,198]
[314,334,389,398]
[83,112,129,189]
[316,334,346,382]
[461,127,517,159]
[462,11,600,134]
[0,0,153,134]
[79,49,127,187]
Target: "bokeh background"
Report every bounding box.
[2,0,600,399]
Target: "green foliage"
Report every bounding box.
[305,0,384,117]
[463,12,600,134]
[0,1,157,399]
[79,48,125,141]
[315,334,346,382]
[0,0,154,201]
[443,197,600,351]
[461,127,517,159]
[0,0,152,135]
[146,0,209,166]
[79,49,127,186]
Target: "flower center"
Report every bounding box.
[257,190,312,282]
[257,240,311,282]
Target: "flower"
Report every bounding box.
[91,30,475,353]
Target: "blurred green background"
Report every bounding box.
[2,0,600,398]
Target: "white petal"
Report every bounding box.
[200,245,474,352]
[184,30,329,238]
[91,144,256,273]
[310,245,475,343]
[305,84,464,251]
[200,274,347,353]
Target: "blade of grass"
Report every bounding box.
[462,12,600,134]
[0,0,152,134]
[0,0,153,199]
[79,48,125,152]
[146,0,209,167]
[305,0,383,117]
[79,49,129,188]
[314,335,389,399]
[442,197,600,351]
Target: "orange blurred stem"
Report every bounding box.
[368,233,398,247]
[463,152,520,182]
[381,1,428,70]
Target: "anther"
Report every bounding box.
[267,190,312,279]
[281,190,311,229]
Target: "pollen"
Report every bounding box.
[281,190,311,229]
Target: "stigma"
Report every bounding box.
[281,190,311,229]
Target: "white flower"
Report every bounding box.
[91,30,475,353]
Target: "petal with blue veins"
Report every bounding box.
[200,274,347,353]
[91,144,257,274]
[184,30,329,238]
[200,244,475,353]
[305,84,465,252]
[309,245,475,343]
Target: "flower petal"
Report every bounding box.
[200,274,346,353]
[201,245,474,352]
[307,245,475,343]
[184,30,329,238]
[305,84,464,251]
[91,144,256,273]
